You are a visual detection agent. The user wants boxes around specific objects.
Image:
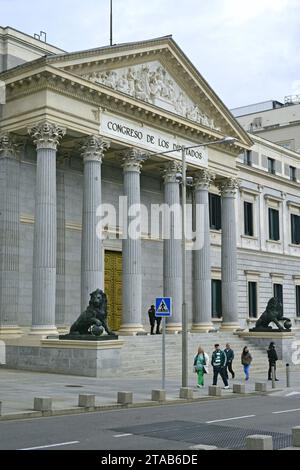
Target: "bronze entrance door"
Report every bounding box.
[104,250,122,331]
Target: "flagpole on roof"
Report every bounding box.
[110,0,113,46]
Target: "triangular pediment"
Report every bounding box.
[80,60,221,132]
[45,36,252,147]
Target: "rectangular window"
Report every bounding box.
[290,166,296,182]
[244,201,254,236]
[211,279,222,318]
[268,157,275,174]
[268,208,280,241]
[273,283,283,305]
[243,150,252,166]
[248,282,257,318]
[296,285,300,317]
[291,214,300,245]
[209,193,221,230]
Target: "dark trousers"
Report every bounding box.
[150,320,155,335]
[268,362,277,379]
[156,318,162,334]
[225,361,235,379]
[213,366,228,387]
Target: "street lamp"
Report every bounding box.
[144,135,237,388]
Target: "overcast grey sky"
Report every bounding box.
[1,0,300,108]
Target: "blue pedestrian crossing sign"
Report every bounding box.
[155,297,172,317]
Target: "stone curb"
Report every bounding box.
[0,390,268,422]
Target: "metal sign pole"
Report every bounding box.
[162,317,165,390]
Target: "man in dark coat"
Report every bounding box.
[224,343,235,379]
[148,305,156,335]
[267,342,279,381]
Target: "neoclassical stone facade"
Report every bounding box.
[1,30,300,340]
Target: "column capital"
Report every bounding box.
[194,169,215,190]
[122,148,149,173]
[0,133,21,160]
[28,121,66,150]
[217,177,240,197]
[163,160,182,184]
[81,135,110,163]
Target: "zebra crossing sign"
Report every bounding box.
[155,297,172,317]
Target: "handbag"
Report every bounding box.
[203,365,209,374]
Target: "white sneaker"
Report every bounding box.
[223,386,229,389]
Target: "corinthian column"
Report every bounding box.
[81,136,110,311]
[0,134,22,336]
[192,169,214,332]
[118,149,148,335]
[163,161,182,333]
[217,177,240,331]
[29,121,66,335]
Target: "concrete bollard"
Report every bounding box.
[233,383,246,394]
[117,391,133,405]
[179,387,193,399]
[208,385,222,397]
[78,394,95,408]
[151,389,166,402]
[246,435,273,450]
[34,397,52,412]
[292,426,300,447]
[255,382,267,392]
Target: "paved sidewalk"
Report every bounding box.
[1,365,300,419]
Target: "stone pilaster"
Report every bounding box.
[81,136,110,311]
[0,134,22,337]
[218,177,240,331]
[29,121,66,335]
[191,169,214,332]
[163,161,182,333]
[119,149,148,335]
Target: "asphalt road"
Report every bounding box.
[0,393,300,450]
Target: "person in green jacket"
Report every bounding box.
[194,346,209,388]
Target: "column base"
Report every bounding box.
[165,323,182,334]
[118,323,146,336]
[191,322,214,333]
[219,322,241,332]
[29,326,59,337]
[0,326,24,338]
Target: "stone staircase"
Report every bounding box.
[118,332,287,379]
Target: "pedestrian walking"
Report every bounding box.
[224,343,235,379]
[193,347,209,388]
[241,346,252,381]
[211,344,229,389]
[148,304,156,335]
[267,342,279,381]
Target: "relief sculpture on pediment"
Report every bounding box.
[82,61,220,131]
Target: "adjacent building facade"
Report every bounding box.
[0,27,299,338]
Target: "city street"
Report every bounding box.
[0,392,299,450]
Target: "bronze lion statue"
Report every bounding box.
[254,297,291,331]
[70,289,115,336]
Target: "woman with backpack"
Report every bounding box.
[194,346,209,388]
